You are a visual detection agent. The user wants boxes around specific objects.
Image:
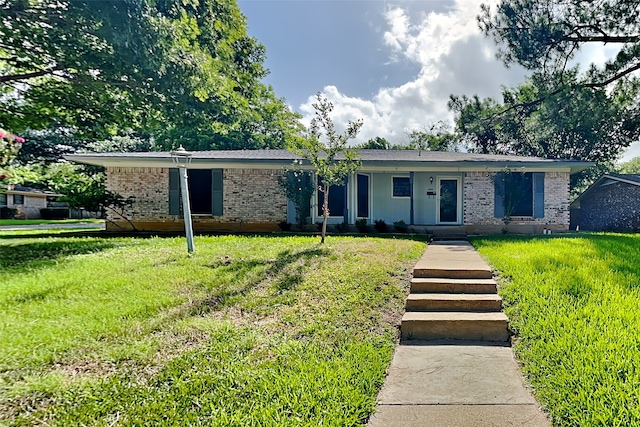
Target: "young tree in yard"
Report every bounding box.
[289,93,362,243]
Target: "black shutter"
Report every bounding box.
[211,169,223,216]
[494,172,505,218]
[533,172,545,218]
[169,168,180,215]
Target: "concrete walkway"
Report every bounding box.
[368,242,550,427]
[0,221,105,231]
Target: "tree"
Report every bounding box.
[359,137,390,149]
[0,0,301,149]
[288,93,362,244]
[449,71,640,191]
[618,157,640,174]
[0,128,24,185]
[479,0,640,89]
[403,121,461,151]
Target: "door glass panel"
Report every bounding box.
[439,179,458,223]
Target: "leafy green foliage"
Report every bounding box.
[473,234,640,426]
[449,72,638,190]
[0,0,302,150]
[359,136,391,149]
[278,169,314,230]
[288,93,363,243]
[479,0,640,88]
[618,156,640,174]
[0,234,424,425]
[403,121,461,151]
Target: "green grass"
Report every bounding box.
[471,233,640,427]
[0,232,424,426]
[0,219,103,226]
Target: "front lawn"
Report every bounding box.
[472,233,640,426]
[0,232,424,426]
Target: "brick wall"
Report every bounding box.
[105,167,287,230]
[578,181,640,231]
[463,171,569,228]
[106,167,170,222]
[223,169,287,222]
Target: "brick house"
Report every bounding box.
[570,174,640,232]
[0,185,63,219]
[67,149,591,233]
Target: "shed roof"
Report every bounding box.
[571,174,640,207]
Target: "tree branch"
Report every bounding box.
[585,62,640,88]
[563,35,640,43]
[0,66,66,83]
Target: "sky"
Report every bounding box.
[238,0,639,161]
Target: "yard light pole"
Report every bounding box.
[171,145,195,253]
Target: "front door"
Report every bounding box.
[438,178,460,224]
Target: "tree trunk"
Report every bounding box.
[321,185,329,244]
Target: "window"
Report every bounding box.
[357,174,369,218]
[169,169,223,216]
[0,193,6,206]
[317,177,345,217]
[494,172,544,218]
[393,177,411,197]
[13,194,24,205]
[506,173,533,216]
[188,169,213,214]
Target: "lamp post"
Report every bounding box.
[170,145,195,253]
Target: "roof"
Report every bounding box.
[66,149,593,173]
[3,185,62,197]
[571,174,640,207]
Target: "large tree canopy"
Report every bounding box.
[0,0,301,150]
[449,71,640,190]
[479,0,640,88]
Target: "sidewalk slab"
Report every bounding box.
[369,342,549,426]
[368,404,550,427]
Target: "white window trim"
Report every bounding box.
[391,175,411,198]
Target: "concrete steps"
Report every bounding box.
[402,312,510,342]
[401,241,509,342]
[411,278,497,294]
[406,293,503,312]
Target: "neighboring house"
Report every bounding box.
[570,174,640,232]
[0,185,63,219]
[66,149,591,234]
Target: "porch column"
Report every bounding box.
[409,171,415,225]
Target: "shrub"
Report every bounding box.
[393,220,408,233]
[355,218,368,233]
[0,206,17,219]
[40,208,69,220]
[374,219,387,233]
[335,222,348,233]
[278,221,292,231]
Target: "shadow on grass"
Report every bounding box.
[187,247,329,316]
[0,239,119,270]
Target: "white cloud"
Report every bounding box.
[298,0,527,145]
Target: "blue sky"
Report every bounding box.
[238,0,639,160]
